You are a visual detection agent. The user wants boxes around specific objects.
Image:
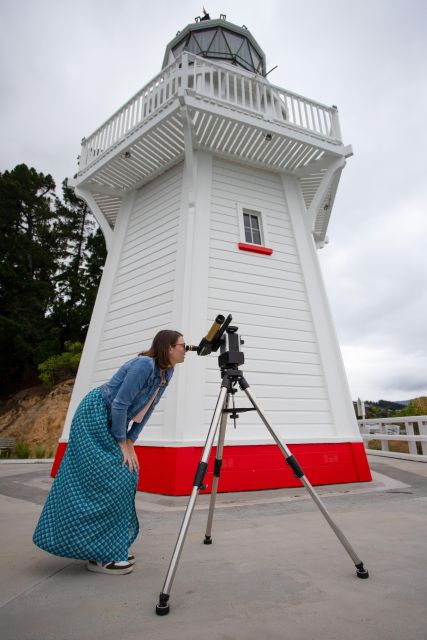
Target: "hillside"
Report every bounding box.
[0,379,74,453]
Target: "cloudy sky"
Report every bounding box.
[1,0,426,401]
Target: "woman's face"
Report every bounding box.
[168,336,186,366]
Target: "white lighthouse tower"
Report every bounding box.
[53,15,371,493]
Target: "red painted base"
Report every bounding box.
[51,441,371,495]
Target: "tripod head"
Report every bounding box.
[186,313,245,369]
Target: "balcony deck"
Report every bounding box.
[73,53,351,241]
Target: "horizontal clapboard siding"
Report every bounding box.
[207,158,333,439]
[90,165,182,406]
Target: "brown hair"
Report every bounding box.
[139,330,183,369]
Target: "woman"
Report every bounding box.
[33,330,186,575]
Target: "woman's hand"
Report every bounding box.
[117,440,139,473]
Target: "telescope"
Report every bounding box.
[186,314,234,356]
[156,311,369,616]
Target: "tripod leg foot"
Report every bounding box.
[355,562,369,579]
[156,593,170,616]
[204,535,213,545]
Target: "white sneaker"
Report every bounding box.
[86,560,133,575]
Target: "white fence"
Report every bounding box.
[358,416,427,462]
[79,52,341,172]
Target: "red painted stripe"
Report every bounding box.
[238,243,273,255]
[51,442,371,495]
[50,441,67,477]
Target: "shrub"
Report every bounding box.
[33,444,47,459]
[12,441,31,458]
[38,341,82,388]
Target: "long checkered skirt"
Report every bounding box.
[33,388,139,562]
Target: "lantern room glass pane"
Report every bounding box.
[208,30,232,56]
[172,39,188,58]
[192,29,216,52]
[223,31,245,54]
[236,40,253,69]
[250,46,261,71]
[187,33,203,54]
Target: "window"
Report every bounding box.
[237,204,273,255]
[243,211,262,245]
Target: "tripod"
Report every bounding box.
[156,325,369,615]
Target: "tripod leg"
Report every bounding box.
[242,385,369,580]
[204,393,229,545]
[156,386,229,616]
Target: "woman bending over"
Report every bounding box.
[33,330,186,575]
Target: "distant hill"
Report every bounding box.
[354,397,426,419]
[377,400,407,410]
[354,399,406,419]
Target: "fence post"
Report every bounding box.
[330,106,342,141]
[418,420,427,455]
[405,422,418,455]
[79,138,89,171]
[180,52,189,92]
[379,421,389,452]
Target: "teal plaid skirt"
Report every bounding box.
[33,388,139,562]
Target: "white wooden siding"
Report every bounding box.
[89,165,183,434]
[206,158,333,441]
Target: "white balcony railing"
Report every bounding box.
[358,416,427,462]
[79,52,341,174]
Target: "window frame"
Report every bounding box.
[236,204,268,247]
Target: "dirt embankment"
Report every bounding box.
[0,379,75,452]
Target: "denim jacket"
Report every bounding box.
[100,356,174,443]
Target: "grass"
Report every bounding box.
[1,442,54,459]
[12,441,31,458]
[33,444,48,458]
[367,439,423,455]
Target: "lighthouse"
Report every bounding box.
[54,15,371,493]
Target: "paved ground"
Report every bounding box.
[1,455,427,640]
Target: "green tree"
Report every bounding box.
[38,341,83,388]
[397,397,427,417]
[0,166,107,396]
[83,226,107,326]
[51,182,106,345]
[0,165,62,393]
[353,399,405,419]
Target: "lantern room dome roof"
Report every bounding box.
[162,17,266,76]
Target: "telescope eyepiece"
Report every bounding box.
[185,345,198,352]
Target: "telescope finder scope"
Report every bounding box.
[185,314,231,355]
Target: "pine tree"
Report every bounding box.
[52,182,91,343]
[83,226,107,329]
[0,165,62,392]
[51,181,106,345]
[0,166,107,396]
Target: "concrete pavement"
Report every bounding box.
[1,455,426,640]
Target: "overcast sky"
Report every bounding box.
[1,0,426,401]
